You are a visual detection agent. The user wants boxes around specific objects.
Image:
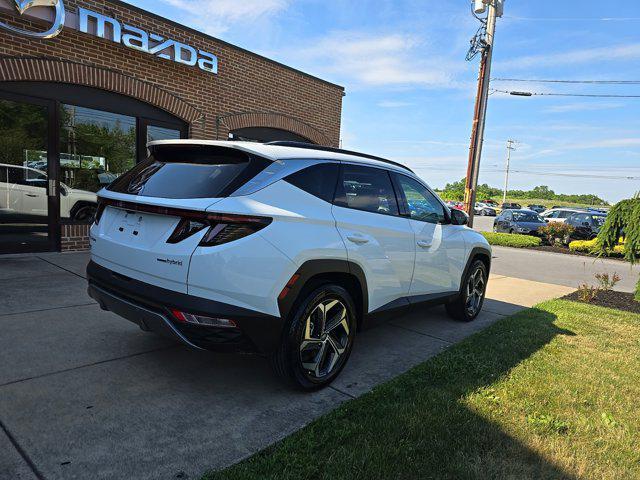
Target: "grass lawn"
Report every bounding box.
[205,300,640,480]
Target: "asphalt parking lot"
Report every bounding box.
[0,251,581,479]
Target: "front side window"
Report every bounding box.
[108,145,270,199]
[334,164,399,216]
[394,174,446,224]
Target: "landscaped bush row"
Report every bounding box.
[481,232,542,248]
[569,238,624,255]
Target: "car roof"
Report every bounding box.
[147,140,414,175]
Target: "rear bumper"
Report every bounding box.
[87,260,284,354]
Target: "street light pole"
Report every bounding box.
[502,139,516,204]
[464,0,503,227]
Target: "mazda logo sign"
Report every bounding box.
[0,0,65,38]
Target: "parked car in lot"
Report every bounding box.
[446,200,465,211]
[565,211,607,240]
[0,163,98,222]
[527,204,546,213]
[87,141,491,390]
[493,209,546,235]
[501,202,521,210]
[541,208,584,224]
[474,202,497,216]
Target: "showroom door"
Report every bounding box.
[0,92,58,254]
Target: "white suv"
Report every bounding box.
[87,141,491,389]
[0,164,97,221]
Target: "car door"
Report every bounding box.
[392,173,466,297]
[570,213,591,239]
[332,164,415,312]
[18,168,48,217]
[497,211,512,232]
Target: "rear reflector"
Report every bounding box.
[278,273,301,301]
[170,309,237,328]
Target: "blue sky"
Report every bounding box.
[124,0,640,203]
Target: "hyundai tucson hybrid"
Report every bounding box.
[87,141,491,389]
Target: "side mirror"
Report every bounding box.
[450,208,468,226]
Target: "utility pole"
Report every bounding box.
[502,139,516,204]
[464,0,504,227]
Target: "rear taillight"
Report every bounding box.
[170,309,237,328]
[167,219,208,244]
[168,212,271,247]
[94,201,107,225]
[94,198,271,246]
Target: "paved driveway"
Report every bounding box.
[0,252,572,480]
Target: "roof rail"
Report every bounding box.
[265,141,414,173]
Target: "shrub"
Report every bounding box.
[569,239,624,256]
[594,272,621,291]
[481,232,542,248]
[538,222,575,246]
[577,283,599,303]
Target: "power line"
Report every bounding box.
[503,16,640,22]
[491,88,640,98]
[484,168,640,180]
[492,78,640,85]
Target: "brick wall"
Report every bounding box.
[0,0,344,145]
[61,224,91,251]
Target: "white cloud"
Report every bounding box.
[544,102,625,113]
[496,43,640,70]
[293,32,464,89]
[159,0,288,36]
[377,101,414,108]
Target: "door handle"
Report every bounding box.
[346,235,369,245]
[25,194,38,198]
[417,240,432,248]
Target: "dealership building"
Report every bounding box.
[0,0,344,253]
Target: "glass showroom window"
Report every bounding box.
[147,125,181,143]
[59,105,136,223]
[0,98,50,253]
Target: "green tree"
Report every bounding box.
[596,196,640,301]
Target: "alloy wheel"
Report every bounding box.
[299,298,351,379]
[74,205,97,223]
[465,267,486,316]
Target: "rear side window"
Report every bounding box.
[107,145,271,199]
[284,163,339,203]
[334,164,399,216]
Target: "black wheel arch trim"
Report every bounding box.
[278,259,368,324]
[459,246,492,296]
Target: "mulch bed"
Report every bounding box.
[564,289,640,314]
[526,245,627,262]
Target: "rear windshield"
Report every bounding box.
[107,145,271,198]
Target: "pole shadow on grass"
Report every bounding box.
[338,305,578,480]
[206,305,579,479]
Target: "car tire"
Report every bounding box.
[72,203,98,223]
[509,229,515,234]
[446,260,488,322]
[271,284,357,391]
